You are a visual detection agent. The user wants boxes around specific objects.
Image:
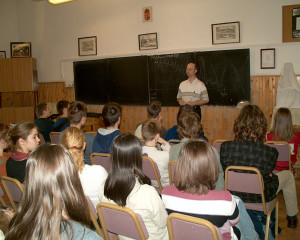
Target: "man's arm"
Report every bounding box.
[177,98,186,106]
[186,99,209,106]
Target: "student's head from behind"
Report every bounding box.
[186,62,198,78]
[60,127,85,173]
[35,103,50,118]
[177,112,203,140]
[176,104,194,123]
[68,101,87,126]
[102,102,122,128]
[234,104,267,142]
[142,120,161,142]
[271,107,294,141]
[175,139,218,194]
[104,133,150,207]
[7,121,40,153]
[147,101,162,120]
[56,100,70,116]
[0,125,9,151]
[6,144,89,240]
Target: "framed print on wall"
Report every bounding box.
[78,36,97,56]
[260,48,275,69]
[0,51,6,58]
[10,42,31,58]
[212,21,240,45]
[138,33,158,50]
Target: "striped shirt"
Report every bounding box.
[177,78,209,103]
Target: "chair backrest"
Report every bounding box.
[139,138,145,146]
[168,139,181,145]
[38,132,45,144]
[97,202,149,240]
[90,153,111,172]
[142,156,163,193]
[265,141,291,171]
[1,176,24,212]
[86,131,97,136]
[168,160,177,185]
[167,213,220,240]
[85,196,104,238]
[225,166,268,214]
[212,139,227,155]
[50,132,60,144]
[0,184,7,207]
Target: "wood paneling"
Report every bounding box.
[38,82,75,103]
[1,91,37,107]
[0,107,35,124]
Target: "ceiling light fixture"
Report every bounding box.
[48,0,74,4]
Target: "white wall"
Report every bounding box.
[1,0,300,84]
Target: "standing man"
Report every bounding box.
[177,62,209,119]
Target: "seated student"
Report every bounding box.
[93,102,121,153]
[162,140,240,240]
[165,104,194,141]
[220,104,298,228]
[67,101,95,165]
[0,207,14,239]
[135,101,167,139]
[6,122,40,183]
[61,127,108,209]
[0,126,10,205]
[5,144,102,240]
[266,107,300,171]
[34,103,54,142]
[99,134,168,240]
[52,100,70,132]
[142,120,170,187]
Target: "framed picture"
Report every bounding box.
[138,33,158,50]
[78,36,97,56]
[10,42,31,58]
[212,22,240,45]
[0,51,6,58]
[260,48,275,69]
[142,6,152,22]
[282,4,300,42]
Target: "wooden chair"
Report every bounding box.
[265,141,291,171]
[50,131,61,144]
[168,160,177,185]
[167,213,221,240]
[1,176,24,212]
[85,196,104,238]
[0,184,7,208]
[97,202,149,240]
[212,139,227,155]
[225,166,278,240]
[142,156,163,194]
[168,139,180,145]
[90,153,111,172]
[38,132,45,144]
[139,138,145,146]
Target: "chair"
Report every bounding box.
[139,138,145,146]
[167,213,221,240]
[225,166,278,240]
[1,176,24,212]
[90,153,111,172]
[86,131,97,136]
[97,202,149,240]
[38,132,45,144]
[142,156,163,194]
[0,184,7,207]
[85,196,104,238]
[168,160,177,185]
[212,139,227,155]
[168,139,180,145]
[265,141,291,171]
[50,131,61,144]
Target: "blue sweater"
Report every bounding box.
[92,129,121,153]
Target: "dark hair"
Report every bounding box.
[177,112,203,139]
[147,101,161,119]
[68,101,87,124]
[234,105,267,142]
[56,100,70,116]
[270,108,294,141]
[102,102,122,127]
[6,144,90,240]
[175,140,218,194]
[142,120,161,141]
[176,104,194,123]
[104,134,151,206]
[35,103,47,117]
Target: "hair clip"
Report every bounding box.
[71,146,78,149]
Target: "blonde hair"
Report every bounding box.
[60,127,85,173]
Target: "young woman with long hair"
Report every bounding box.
[5,143,102,240]
[98,133,168,240]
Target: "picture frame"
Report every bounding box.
[260,48,275,69]
[10,42,31,58]
[78,36,97,56]
[138,33,158,50]
[142,6,152,22]
[0,51,6,58]
[211,22,240,45]
[282,4,300,43]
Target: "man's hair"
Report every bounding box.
[147,101,161,119]
[56,100,70,116]
[68,101,87,124]
[176,104,194,123]
[35,103,47,117]
[234,104,267,142]
[102,102,122,127]
[177,112,203,139]
[142,120,161,142]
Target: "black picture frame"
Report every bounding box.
[78,36,97,56]
[212,21,240,45]
[260,48,275,69]
[138,33,158,50]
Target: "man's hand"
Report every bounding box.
[178,99,186,105]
